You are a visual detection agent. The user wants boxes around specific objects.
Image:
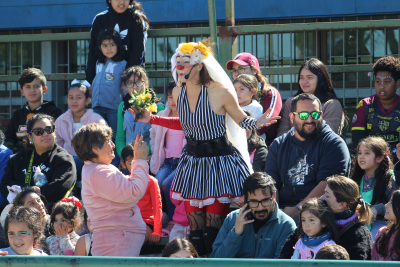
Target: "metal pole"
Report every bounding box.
[207,0,219,60]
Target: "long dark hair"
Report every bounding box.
[295,58,348,132]
[105,0,149,30]
[350,137,393,205]
[96,29,126,63]
[297,198,339,242]
[295,58,338,103]
[375,190,400,259]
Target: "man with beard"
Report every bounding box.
[265,93,350,219]
[210,172,296,258]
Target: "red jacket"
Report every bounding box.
[137,175,163,237]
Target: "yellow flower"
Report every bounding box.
[144,93,152,100]
[148,103,157,113]
[196,43,209,58]
[137,94,145,101]
[179,43,194,54]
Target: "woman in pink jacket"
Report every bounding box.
[55,81,107,194]
[150,82,185,222]
[71,123,149,257]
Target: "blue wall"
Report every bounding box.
[1,0,400,30]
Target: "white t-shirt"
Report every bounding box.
[241,99,263,119]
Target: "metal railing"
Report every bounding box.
[0,257,397,267]
[0,19,399,83]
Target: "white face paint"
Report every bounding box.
[375,75,395,85]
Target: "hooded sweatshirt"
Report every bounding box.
[265,122,351,208]
[85,7,147,85]
[4,101,62,153]
[0,144,76,203]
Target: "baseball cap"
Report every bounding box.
[226,52,260,71]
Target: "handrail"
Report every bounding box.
[0,256,397,267]
[0,19,399,43]
[0,65,374,82]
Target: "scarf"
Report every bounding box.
[334,210,358,228]
[301,232,331,247]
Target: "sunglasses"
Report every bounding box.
[229,66,251,75]
[292,111,322,120]
[31,125,55,136]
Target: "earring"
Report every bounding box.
[338,206,341,210]
[29,140,33,145]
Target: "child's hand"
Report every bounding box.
[148,234,161,243]
[128,107,151,123]
[54,223,69,238]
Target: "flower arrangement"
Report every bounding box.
[128,88,160,121]
[178,42,210,60]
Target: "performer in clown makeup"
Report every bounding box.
[352,56,400,162]
[130,40,280,255]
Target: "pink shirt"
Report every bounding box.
[164,128,184,159]
[81,160,148,234]
[373,226,399,261]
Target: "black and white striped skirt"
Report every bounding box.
[171,147,250,208]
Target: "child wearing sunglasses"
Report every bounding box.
[46,197,81,255]
[0,206,47,255]
[0,114,76,205]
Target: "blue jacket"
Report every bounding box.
[0,144,13,204]
[123,110,151,145]
[91,59,127,110]
[210,203,296,258]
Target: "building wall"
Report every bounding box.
[1,0,400,29]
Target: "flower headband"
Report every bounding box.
[176,42,210,64]
[61,197,82,209]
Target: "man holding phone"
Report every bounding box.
[210,172,296,258]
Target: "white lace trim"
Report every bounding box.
[172,192,240,208]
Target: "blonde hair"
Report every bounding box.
[326,175,371,225]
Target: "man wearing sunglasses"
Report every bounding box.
[211,172,296,259]
[265,93,351,219]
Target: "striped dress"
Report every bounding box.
[171,85,250,207]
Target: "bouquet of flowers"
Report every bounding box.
[128,87,160,121]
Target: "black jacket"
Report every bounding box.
[85,8,147,84]
[247,134,268,173]
[279,221,373,260]
[0,144,76,203]
[4,101,62,153]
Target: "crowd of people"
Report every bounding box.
[0,0,399,262]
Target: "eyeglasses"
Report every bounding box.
[125,81,145,88]
[292,111,322,120]
[8,231,31,238]
[31,125,55,136]
[247,197,273,208]
[229,66,251,75]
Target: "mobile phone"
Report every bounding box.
[244,201,252,220]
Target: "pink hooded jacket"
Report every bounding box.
[55,109,107,155]
[149,107,186,174]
